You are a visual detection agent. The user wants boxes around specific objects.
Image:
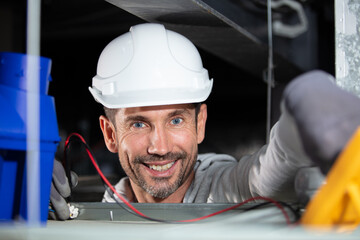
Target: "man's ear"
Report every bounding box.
[99,115,118,153]
[197,104,208,144]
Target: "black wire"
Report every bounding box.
[64,138,79,202]
[242,201,272,211]
[277,201,301,222]
[106,194,300,224]
[242,201,300,223]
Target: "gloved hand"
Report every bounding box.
[49,159,79,220]
[283,70,360,174]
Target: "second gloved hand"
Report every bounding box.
[49,159,78,220]
[282,70,360,174]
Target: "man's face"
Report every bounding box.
[100,104,207,201]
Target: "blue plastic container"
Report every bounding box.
[0,52,60,224]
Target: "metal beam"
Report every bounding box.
[105,0,303,82]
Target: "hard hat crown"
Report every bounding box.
[89,23,213,108]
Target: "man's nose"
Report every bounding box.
[147,126,172,156]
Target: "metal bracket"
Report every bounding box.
[272,0,308,38]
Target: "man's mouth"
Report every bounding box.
[135,152,186,176]
[148,161,175,172]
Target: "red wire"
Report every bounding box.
[65,133,292,224]
[65,133,148,218]
[177,196,291,224]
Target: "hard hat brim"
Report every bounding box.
[89,79,213,109]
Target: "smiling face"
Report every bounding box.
[99,103,207,203]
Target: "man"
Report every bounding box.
[50,23,360,219]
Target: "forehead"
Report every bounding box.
[117,103,195,118]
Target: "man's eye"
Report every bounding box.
[133,122,145,128]
[171,118,183,125]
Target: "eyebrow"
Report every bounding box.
[168,109,192,118]
[124,109,192,124]
[124,115,149,124]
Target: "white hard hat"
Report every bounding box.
[89,23,213,108]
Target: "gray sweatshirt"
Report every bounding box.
[103,105,313,203]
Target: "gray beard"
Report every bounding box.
[140,175,184,199]
[132,151,190,199]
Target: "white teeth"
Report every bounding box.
[149,161,175,172]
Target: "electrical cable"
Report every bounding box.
[64,133,149,218]
[266,0,274,144]
[65,134,179,223]
[65,133,297,224]
[105,179,300,223]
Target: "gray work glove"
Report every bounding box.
[49,159,78,220]
[283,70,360,174]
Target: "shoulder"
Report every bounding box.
[102,177,132,203]
[195,153,237,171]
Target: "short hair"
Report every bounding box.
[103,107,117,126]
